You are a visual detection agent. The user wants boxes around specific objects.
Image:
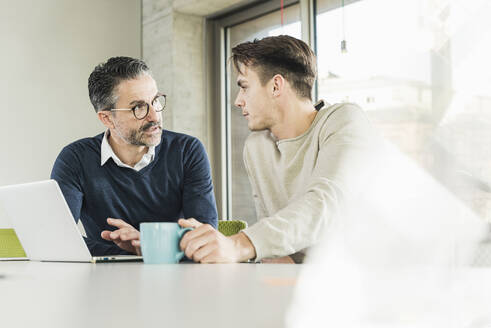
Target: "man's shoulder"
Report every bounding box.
[160,130,203,149]
[317,102,377,144]
[52,133,104,177]
[319,102,365,122]
[161,129,198,143]
[317,102,370,131]
[59,133,104,157]
[159,130,207,159]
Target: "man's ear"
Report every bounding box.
[97,111,115,129]
[272,74,285,97]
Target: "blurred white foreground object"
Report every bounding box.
[286,140,489,328]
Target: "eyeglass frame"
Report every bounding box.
[101,93,167,120]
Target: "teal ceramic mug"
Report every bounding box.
[140,222,193,264]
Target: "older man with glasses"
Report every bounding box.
[51,56,217,256]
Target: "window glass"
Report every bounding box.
[316,0,491,221]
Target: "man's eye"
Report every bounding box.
[133,104,146,112]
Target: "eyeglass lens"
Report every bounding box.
[134,95,166,119]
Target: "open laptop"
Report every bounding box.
[0,180,142,263]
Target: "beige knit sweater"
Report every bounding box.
[241,102,379,261]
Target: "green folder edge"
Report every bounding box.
[0,228,27,258]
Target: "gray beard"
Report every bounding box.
[117,121,162,147]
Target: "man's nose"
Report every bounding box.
[234,94,244,109]
[146,104,160,122]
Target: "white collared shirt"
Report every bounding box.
[100,130,155,171]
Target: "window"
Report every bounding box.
[225,4,301,225]
[316,0,491,220]
[209,0,491,223]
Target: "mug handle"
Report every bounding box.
[175,227,193,262]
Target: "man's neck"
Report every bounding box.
[108,132,148,167]
[270,98,318,141]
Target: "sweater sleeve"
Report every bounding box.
[50,145,84,223]
[242,105,380,261]
[50,144,126,256]
[182,138,218,228]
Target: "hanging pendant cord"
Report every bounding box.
[342,0,345,40]
[281,0,284,26]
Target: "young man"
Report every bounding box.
[178,35,378,263]
[51,57,217,256]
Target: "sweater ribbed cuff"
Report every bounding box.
[242,222,270,262]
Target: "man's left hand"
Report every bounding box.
[178,218,256,263]
[101,218,141,255]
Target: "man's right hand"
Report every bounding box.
[101,218,141,255]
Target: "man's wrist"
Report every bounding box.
[230,231,256,262]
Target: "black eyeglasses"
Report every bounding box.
[104,93,166,120]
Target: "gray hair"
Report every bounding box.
[88,56,150,112]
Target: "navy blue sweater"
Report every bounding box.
[51,130,218,256]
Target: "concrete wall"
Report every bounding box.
[143,7,206,146]
[0,0,141,227]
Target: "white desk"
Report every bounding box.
[0,262,300,328]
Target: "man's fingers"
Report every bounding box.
[107,218,132,229]
[199,254,217,264]
[187,218,202,226]
[102,226,139,255]
[200,249,229,264]
[109,229,126,240]
[120,231,140,241]
[131,240,141,247]
[177,219,192,228]
[109,230,121,240]
[261,256,295,264]
[109,227,137,241]
[183,231,216,260]
[179,224,214,250]
[178,218,203,229]
[101,230,112,241]
[113,240,133,252]
[192,242,215,263]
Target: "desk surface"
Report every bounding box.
[0,262,300,328]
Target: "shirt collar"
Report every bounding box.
[100,130,155,170]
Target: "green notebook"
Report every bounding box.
[0,228,27,258]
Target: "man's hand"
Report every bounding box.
[178,218,256,263]
[261,256,295,264]
[101,218,141,255]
